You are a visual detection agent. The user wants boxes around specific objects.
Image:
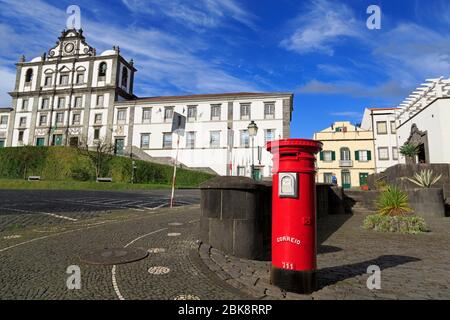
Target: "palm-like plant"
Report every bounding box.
[400,143,420,158]
[407,169,442,188]
[377,186,412,216]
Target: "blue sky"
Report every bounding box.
[1,0,449,138]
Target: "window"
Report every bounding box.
[25,69,33,83]
[264,103,275,119]
[58,97,65,109]
[240,130,249,148]
[44,76,52,87]
[117,109,127,122]
[72,114,81,125]
[41,98,49,110]
[378,147,389,160]
[163,133,172,149]
[94,114,102,124]
[321,150,335,162]
[121,67,128,87]
[19,117,26,127]
[186,131,196,149]
[240,103,250,120]
[211,105,221,120]
[324,173,333,184]
[210,131,220,148]
[0,115,8,125]
[187,106,197,121]
[356,150,371,162]
[98,62,107,78]
[142,108,151,123]
[22,99,28,111]
[264,129,275,144]
[390,121,396,134]
[36,138,45,146]
[140,133,150,149]
[39,115,47,126]
[341,170,351,188]
[94,128,100,140]
[74,96,82,108]
[76,73,84,84]
[340,148,351,160]
[376,121,387,134]
[56,112,64,124]
[164,107,174,122]
[392,147,399,160]
[96,95,104,107]
[237,166,246,177]
[18,131,24,142]
[60,74,69,85]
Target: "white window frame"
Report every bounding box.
[140,133,150,149]
[142,108,152,123]
[186,131,196,149]
[210,131,221,148]
[211,105,221,121]
[378,147,389,160]
[264,103,275,119]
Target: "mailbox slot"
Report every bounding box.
[278,172,298,198]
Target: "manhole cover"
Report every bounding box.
[174,294,201,300]
[80,248,149,265]
[148,266,171,275]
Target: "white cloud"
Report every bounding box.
[0,0,260,99]
[297,79,410,99]
[121,0,256,30]
[0,67,16,106]
[280,0,362,56]
[329,111,362,118]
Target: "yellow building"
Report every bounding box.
[313,121,375,189]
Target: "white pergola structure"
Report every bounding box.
[395,77,450,122]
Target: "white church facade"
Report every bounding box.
[1,29,293,177]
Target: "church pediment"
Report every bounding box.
[406,124,427,146]
[48,28,95,60]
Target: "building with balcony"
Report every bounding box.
[1,28,293,177]
[313,121,375,189]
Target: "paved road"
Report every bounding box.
[0,205,248,300]
[0,189,200,232]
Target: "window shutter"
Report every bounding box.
[367,151,372,161]
[355,151,360,161]
[331,151,336,161]
[319,151,324,161]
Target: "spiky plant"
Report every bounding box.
[400,143,420,158]
[407,169,442,188]
[377,186,412,216]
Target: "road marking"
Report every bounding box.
[174,294,201,300]
[1,207,77,222]
[148,266,170,275]
[111,227,168,301]
[167,232,181,237]
[148,248,166,253]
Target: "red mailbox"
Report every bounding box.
[267,139,323,294]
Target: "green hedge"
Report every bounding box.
[0,146,214,186]
[363,214,428,234]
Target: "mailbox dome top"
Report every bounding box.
[266,139,322,153]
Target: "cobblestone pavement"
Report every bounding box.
[199,213,450,300]
[0,204,249,300]
[0,189,200,232]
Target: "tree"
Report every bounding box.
[17,146,43,179]
[76,138,115,179]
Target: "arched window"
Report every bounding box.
[121,67,128,87]
[25,68,33,83]
[98,62,107,77]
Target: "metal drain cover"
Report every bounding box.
[80,247,149,265]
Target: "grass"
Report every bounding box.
[0,179,199,191]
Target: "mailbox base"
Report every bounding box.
[271,267,317,294]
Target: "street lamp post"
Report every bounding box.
[247,120,258,180]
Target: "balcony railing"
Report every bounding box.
[339,160,353,167]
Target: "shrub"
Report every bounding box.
[363,214,428,234]
[407,169,442,188]
[377,186,412,216]
[400,143,420,158]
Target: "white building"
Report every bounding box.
[395,77,450,164]
[0,108,12,148]
[3,28,293,176]
[361,107,401,173]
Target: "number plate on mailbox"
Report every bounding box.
[278,172,298,198]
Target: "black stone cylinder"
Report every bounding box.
[271,267,317,294]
